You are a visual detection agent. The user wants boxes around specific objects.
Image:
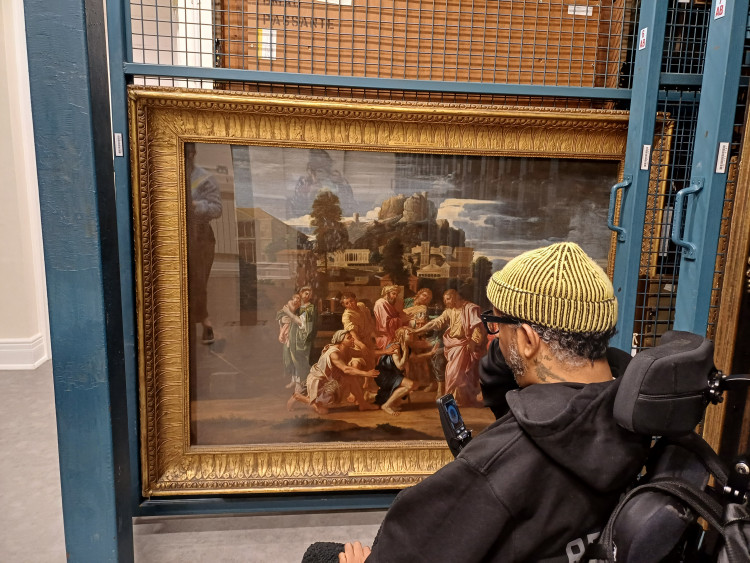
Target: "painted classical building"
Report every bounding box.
[410,241,474,279]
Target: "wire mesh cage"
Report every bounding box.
[129,0,746,351]
[631,4,750,352]
[131,0,639,87]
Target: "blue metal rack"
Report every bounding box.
[20,0,750,560]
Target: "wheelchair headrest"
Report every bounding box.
[614,331,716,437]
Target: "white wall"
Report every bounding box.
[0,0,51,369]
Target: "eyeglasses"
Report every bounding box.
[480,310,521,335]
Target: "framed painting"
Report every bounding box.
[129,87,629,495]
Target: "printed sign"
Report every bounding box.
[714,0,726,19]
[639,28,648,50]
[641,144,651,170]
[114,133,124,157]
[567,6,593,16]
[715,142,730,174]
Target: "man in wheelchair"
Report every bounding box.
[333,242,749,563]
[338,242,651,562]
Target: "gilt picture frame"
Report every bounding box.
[129,87,630,496]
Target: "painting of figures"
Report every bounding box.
[186,142,620,446]
[130,89,632,494]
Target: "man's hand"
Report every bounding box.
[338,541,371,563]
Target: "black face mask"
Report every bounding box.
[479,339,520,419]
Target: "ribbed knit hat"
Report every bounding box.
[486,242,617,333]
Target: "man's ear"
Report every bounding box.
[516,324,542,359]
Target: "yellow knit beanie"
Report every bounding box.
[486,242,617,333]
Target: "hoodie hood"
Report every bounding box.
[506,360,649,492]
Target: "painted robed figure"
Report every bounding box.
[415,289,485,406]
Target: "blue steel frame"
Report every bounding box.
[23,0,133,560]
[609,1,669,352]
[672,0,749,334]
[122,62,633,98]
[22,0,746,560]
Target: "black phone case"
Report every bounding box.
[436,393,472,457]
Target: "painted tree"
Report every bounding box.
[471,255,493,309]
[382,236,409,286]
[310,190,349,273]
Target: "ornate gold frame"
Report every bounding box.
[129,86,629,496]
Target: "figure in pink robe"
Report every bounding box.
[415,289,485,407]
[373,285,409,350]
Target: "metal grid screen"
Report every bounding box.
[631,2,749,351]
[130,0,638,86]
[633,92,700,351]
[129,0,745,350]
[662,1,710,75]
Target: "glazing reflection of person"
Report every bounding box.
[415,289,485,407]
[288,286,317,394]
[185,143,222,344]
[289,148,356,216]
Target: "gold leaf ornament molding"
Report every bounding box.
[129,86,629,496]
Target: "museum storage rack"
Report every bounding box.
[20,0,750,560]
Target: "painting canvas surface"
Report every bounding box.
[186,142,619,446]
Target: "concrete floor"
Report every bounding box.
[0,362,66,562]
[0,361,384,562]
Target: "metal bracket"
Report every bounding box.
[723,455,750,503]
[671,179,704,260]
[607,176,633,242]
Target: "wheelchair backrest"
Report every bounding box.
[596,331,743,562]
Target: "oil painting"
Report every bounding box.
[129,87,628,494]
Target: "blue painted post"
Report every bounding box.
[609,1,669,352]
[672,0,749,334]
[105,0,142,513]
[23,0,134,560]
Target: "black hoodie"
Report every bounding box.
[367,347,649,562]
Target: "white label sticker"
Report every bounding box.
[567,6,593,16]
[714,0,726,19]
[638,28,648,50]
[640,144,651,170]
[114,133,124,157]
[317,0,352,4]
[716,142,730,173]
[258,29,277,60]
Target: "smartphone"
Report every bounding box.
[436,394,472,457]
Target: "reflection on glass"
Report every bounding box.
[185,143,223,346]
[185,143,618,446]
